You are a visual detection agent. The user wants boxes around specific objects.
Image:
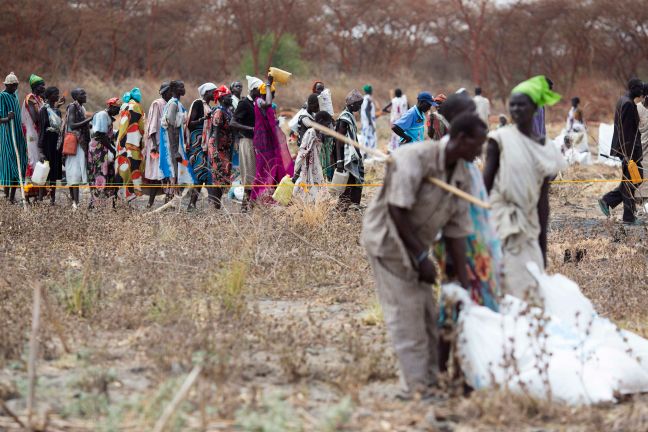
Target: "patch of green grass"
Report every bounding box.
[54,271,101,318]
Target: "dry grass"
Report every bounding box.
[0,122,647,430]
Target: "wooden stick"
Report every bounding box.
[152,365,202,432]
[0,400,25,428]
[145,187,190,215]
[308,121,491,209]
[307,120,389,161]
[27,284,42,428]
[9,119,27,211]
[427,177,490,209]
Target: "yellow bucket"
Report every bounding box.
[268,67,292,85]
[628,160,642,184]
[272,175,294,205]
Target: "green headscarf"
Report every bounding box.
[363,84,372,94]
[511,75,561,107]
[29,74,44,87]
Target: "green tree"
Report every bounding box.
[238,33,307,77]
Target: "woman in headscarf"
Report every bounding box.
[292,111,334,202]
[186,82,216,210]
[64,87,92,209]
[335,89,365,211]
[483,75,566,306]
[144,82,172,208]
[21,74,46,177]
[207,85,235,209]
[36,86,64,204]
[87,97,120,207]
[250,75,294,202]
[115,87,145,201]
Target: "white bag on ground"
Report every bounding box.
[447,263,648,405]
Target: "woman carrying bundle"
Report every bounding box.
[250,75,293,203]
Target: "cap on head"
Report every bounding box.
[159,81,171,95]
[417,91,436,106]
[29,74,44,88]
[363,84,372,94]
[106,97,121,107]
[246,75,263,92]
[345,89,363,106]
[3,72,19,85]
[198,82,217,98]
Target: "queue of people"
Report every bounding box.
[0,72,346,211]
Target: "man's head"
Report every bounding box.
[498,114,508,126]
[3,72,19,94]
[571,96,580,108]
[314,110,334,128]
[43,86,59,105]
[106,97,121,116]
[345,89,364,112]
[230,81,242,98]
[307,93,320,114]
[416,91,435,113]
[159,81,172,101]
[475,87,482,96]
[438,93,476,123]
[628,78,643,99]
[71,88,87,104]
[449,113,488,162]
[170,80,185,98]
[30,74,45,96]
[394,88,403,98]
[313,81,325,95]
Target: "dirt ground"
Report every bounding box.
[1,121,647,431]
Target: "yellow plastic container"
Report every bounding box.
[268,67,292,85]
[628,160,642,184]
[272,175,294,205]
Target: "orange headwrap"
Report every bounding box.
[214,85,231,101]
[106,97,120,107]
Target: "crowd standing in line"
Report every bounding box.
[1,69,647,400]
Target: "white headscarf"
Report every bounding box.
[198,82,217,98]
[246,75,263,92]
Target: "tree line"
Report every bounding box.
[3,0,647,103]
